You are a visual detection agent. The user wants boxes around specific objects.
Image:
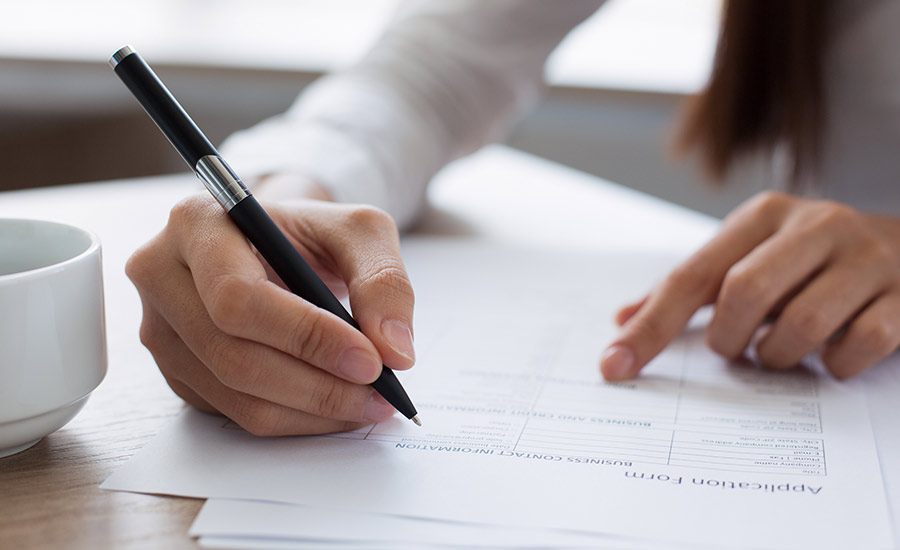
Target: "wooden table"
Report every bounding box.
[0,146,717,548]
[0,173,204,549]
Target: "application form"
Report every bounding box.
[104,240,894,549]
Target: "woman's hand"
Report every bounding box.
[126,191,416,435]
[601,191,900,380]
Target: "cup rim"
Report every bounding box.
[0,218,101,283]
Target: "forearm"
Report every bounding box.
[220,0,603,229]
[253,173,333,203]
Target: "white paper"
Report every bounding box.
[196,535,565,550]
[196,537,451,550]
[192,353,900,550]
[103,240,895,549]
[191,499,678,550]
[862,359,900,544]
[195,534,655,550]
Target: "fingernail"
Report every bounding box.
[337,348,381,384]
[363,392,396,422]
[601,344,635,380]
[381,319,415,362]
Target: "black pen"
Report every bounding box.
[109,45,420,426]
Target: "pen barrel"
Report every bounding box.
[371,369,417,419]
[112,50,217,167]
[228,197,418,420]
[228,196,355,326]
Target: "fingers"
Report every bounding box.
[705,222,831,359]
[601,192,786,380]
[822,292,900,378]
[299,204,417,371]
[171,198,385,386]
[135,273,395,433]
[739,202,900,371]
[756,263,889,368]
[600,259,723,381]
[126,195,416,435]
[604,192,900,381]
[165,338,379,436]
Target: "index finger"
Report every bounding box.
[601,196,783,380]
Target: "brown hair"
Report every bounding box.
[676,0,832,183]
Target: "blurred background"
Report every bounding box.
[0,0,767,217]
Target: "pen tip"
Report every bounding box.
[411,415,422,427]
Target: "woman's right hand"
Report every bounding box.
[126,193,416,435]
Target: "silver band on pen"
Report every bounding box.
[195,155,251,211]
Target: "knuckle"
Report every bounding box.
[346,205,397,234]
[748,190,790,216]
[169,195,211,226]
[210,340,263,392]
[806,201,859,232]
[873,241,897,264]
[782,303,830,346]
[205,275,261,334]
[289,307,331,361]
[666,260,717,300]
[723,190,794,230]
[124,245,151,285]
[719,266,768,307]
[125,237,172,291]
[228,395,283,437]
[357,265,415,301]
[307,378,356,419]
[859,240,896,267]
[137,318,165,352]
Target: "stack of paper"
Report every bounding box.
[103,239,899,549]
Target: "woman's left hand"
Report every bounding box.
[601,191,900,380]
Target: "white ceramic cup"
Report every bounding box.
[0,218,106,458]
